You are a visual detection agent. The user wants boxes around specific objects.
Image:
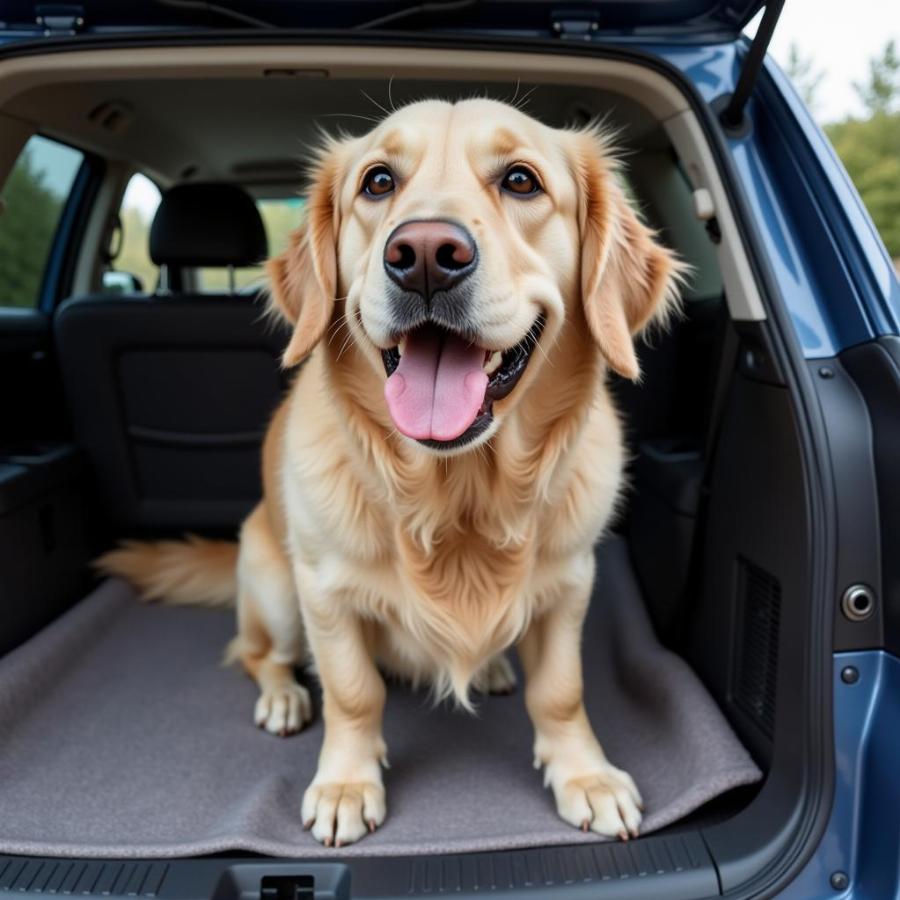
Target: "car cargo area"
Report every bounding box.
[0,535,760,858]
[0,42,828,899]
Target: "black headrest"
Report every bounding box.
[149,183,268,268]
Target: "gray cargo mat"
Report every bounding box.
[0,538,760,858]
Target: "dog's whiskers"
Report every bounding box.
[326,309,353,347]
[513,85,538,111]
[320,112,381,125]
[509,79,522,107]
[529,332,552,366]
[360,89,391,119]
[335,329,358,362]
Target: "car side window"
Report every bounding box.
[105,185,303,295]
[197,197,306,293]
[0,135,84,308]
[103,173,162,294]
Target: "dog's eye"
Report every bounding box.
[501,165,541,196]
[362,166,395,198]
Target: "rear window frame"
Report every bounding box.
[39,141,105,314]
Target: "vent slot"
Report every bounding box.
[733,556,781,738]
[0,858,168,897]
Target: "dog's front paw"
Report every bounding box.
[302,779,386,847]
[552,764,643,840]
[254,682,313,736]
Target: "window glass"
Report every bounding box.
[0,135,84,308]
[198,197,306,293]
[107,186,303,295]
[109,173,162,294]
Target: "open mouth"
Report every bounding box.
[381,314,545,450]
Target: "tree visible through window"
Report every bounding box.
[113,181,305,295]
[0,136,84,308]
[198,197,306,293]
[786,39,900,266]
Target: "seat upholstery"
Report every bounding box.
[55,183,289,532]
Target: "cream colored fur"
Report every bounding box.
[97,98,683,848]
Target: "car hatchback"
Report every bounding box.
[0,2,897,898]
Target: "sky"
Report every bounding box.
[751,0,900,123]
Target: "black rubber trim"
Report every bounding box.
[0,30,836,900]
[0,836,719,900]
[805,356,883,653]
[841,335,900,658]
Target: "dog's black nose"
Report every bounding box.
[384,220,477,300]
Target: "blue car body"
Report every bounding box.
[647,37,900,900]
[657,38,900,899]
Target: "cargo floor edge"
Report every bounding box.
[0,832,720,900]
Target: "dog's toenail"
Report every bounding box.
[581,820,589,832]
[368,819,376,832]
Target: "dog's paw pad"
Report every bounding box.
[475,654,517,695]
[302,780,386,847]
[556,766,643,839]
[254,683,313,736]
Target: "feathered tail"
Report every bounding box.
[94,535,238,608]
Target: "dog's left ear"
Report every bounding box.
[266,149,341,368]
[573,133,683,381]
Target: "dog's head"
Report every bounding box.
[268,99,681,454]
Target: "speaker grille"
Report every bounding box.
[734,557,780,737]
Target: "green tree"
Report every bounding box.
[785,42,824,111]
[0,148,66,307]
[854,39,899,116]
[825,41,900,259]
[198,199,305,292]
[827,112,900,257]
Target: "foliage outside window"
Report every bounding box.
[197,198,306,293]
[0,136,84,308]
[787,39,900,266]
[115,181,305,294]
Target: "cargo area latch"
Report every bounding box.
[212,864,348,900]
[260,876,315,900]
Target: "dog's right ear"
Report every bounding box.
[570,130,684,382]
[266,149,341,367]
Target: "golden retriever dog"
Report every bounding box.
[98,98,682,848]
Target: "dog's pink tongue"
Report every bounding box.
[385,330,488,442]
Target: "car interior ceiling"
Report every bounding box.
[1,69,813,861]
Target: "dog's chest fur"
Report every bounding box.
[284,359,622,700]
[294,445,593,699]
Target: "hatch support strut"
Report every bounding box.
[719,0,785,132]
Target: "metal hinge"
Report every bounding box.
[551,11,600,40]
[34,4,85,35]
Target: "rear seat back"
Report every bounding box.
[55,183,290,533]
